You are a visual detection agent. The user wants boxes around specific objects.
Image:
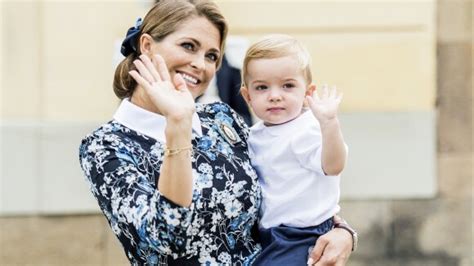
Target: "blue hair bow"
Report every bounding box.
[120,18,143,57]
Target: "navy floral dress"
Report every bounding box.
[79,102,262,265]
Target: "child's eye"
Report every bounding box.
[206,53,219,62]
[255,85,268,91]
[283,83,295,89]
[181,42,195,51]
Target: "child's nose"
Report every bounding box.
[269,88,282,101]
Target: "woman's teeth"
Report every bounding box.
[179,73,198,84]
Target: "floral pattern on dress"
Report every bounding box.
[79,102,261,265]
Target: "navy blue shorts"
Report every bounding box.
[253,218,334,266]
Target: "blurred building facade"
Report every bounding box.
[0,0,471,265]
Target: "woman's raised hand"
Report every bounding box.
[129,54,195,121]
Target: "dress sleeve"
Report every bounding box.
[79,134,195,256]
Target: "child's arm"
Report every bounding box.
[306,85,347,175]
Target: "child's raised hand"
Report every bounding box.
[306,84,343,124]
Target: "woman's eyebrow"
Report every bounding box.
[186,37,221,54]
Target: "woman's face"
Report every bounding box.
[150,16,221,100]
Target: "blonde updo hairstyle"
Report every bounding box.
[113,0,228,99]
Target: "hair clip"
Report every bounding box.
[120,18,143,57]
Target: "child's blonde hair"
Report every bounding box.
[242,34,312,87]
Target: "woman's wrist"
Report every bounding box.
[165,117,193,146]
[333,217,358,252]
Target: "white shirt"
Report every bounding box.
[248,110,342,229]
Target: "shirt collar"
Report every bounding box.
[113,99,202,142]
[250,109,314,136]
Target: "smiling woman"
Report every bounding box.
[137,16,221,100]
[78,0,353,265]
[113,0,227,102]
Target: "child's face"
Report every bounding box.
[242,56,312,126]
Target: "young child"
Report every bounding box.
[240,34,348,265]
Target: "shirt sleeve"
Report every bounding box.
[79,134,195,256]
[290,121,349,177]
[290,122,326,176]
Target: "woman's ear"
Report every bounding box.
[139,34,155,57]
[240,86,251,104]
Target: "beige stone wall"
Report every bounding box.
[1,1,147,122]
[1,1,42,119]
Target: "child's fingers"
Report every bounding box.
[321,84,329,99]
[329,86,338,99]
[336,91,343,103]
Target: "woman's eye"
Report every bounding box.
[181,42,194,51]
[206,53,218,62]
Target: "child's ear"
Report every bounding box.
[303,84,316,108]
[139,34,155,57]
[306,83,316,97]
[240,86,251,103]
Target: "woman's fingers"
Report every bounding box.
[129,70,151,91]
[139,55,162,83]
[308,236,328,265]
[133,59,155,84]
[154,54,172,82]
[132,54,172,85]
[173,73,188,92]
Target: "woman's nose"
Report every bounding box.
[190,54,206,70]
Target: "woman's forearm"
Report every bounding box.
[158,117,194,207]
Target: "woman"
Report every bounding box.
[79,0,354,265]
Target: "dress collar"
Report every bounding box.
[113,99,202,142]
